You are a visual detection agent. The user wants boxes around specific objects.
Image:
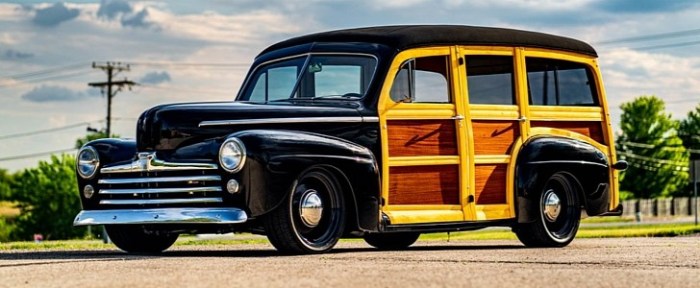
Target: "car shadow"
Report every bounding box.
[0,243,525,263]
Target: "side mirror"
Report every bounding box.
[612,160,628,171]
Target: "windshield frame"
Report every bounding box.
[236,52,380,103]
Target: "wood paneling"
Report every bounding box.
[531,121,605,144]
[389,165,459,205]
[474,164,507,205]
[387,119,457,156]
[472,120,519,155]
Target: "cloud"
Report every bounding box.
[121,8,153,28]
[595,0,699,13]
[139,71,171,85]
[21,85,98,102]
[97,0,132,20]
[32,2,80,27]
[3,49,34,60]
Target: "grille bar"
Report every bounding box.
[99,186,222,195]
[98,175,222,185]
[100,197,224,205]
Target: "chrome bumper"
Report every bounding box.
[73,208,248,226]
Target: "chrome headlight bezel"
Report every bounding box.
[77,146,100,179]
[219,137,246,173]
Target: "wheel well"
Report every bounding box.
[313,165,360,236]
[556,171,586,210]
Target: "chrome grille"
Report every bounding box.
[96,152,223,207]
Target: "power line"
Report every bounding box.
[0,63,87,80]
[128,61,249,68]
[0,70,94,88]
[137,83,233,96]
[0,148,77,162]
[0,121,98,141]
[595,28,700,46]
[634,40,700,51]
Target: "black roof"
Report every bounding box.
[260,25,597,57]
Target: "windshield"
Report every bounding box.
[239,54,378,102]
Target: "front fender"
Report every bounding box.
[231,129,380,232]
[516,136,611,223]
[77,138,137,209]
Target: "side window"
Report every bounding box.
[526,58,598,106]
[390,56,450,103]
[465,56,515,105]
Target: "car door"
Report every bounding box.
[378,47,474,225]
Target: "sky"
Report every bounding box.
[1,0,700,171]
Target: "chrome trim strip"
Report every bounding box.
[99,186,222,195]
[99,197,224,205]
[199,116,378,127]
[73,208,247,226]
[98,175,222,185]
[101,152,218,174]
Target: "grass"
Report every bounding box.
[1,222,698,251]
[581,216,635,224]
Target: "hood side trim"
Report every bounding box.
[198,116,379,127]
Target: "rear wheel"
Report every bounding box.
[105,225,178,254]
[514,172,581,247]
[263,167,346,254]
[364,232,420,250]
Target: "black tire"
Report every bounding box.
[105,225,178,254]
[263,167,346,254]
[514,172,581,247]
[364,232,420,250]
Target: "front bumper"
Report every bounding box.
[73,208,248,226]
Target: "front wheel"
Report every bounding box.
[364,232,420,250]
[105,225,178,254]
[263,167,346,254]
[514,172,581,247]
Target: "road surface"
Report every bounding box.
[1,237,698,287]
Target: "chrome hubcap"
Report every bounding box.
[543,189,561,222]
[299,190,323,228]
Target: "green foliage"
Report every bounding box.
[0,169,13,200]
[75,131,119,149]
[9,154,86,240]
[679,104,700,159]
[617,96,689,198]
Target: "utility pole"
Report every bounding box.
[88,62,134,137]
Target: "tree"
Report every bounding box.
[75,130,119,149]
[9,154,86,240]
[617,96,689,198]
[679,104,700,159]
[0,169,13,200]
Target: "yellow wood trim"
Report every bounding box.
[388,156,460,166]
[529,127,610,153]
[474,155,511,164]
[529,106,604,121]
[459,46,515,54]
[469,109,520,119]
[384,109,456,119]
[515,47,531,140]
[521,48,598,62]
[384,210,464,224]
[384,205,462,211]
[475,204,512,221]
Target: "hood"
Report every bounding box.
[136,101,362,151]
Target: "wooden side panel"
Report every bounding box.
[389,165,459,205]
[471,120,520,155]
[531,121,605,144]
[474,164,507,204]
[387,120,457,157]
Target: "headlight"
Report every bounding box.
[77,146,100,179]
[219,138,246,173]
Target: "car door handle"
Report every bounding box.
[452,115,465,120]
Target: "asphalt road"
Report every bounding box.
[1,237,698,288]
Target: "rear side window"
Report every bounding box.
[390,56,450,103]
[466,56,515,105]
[526,58,598,106]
